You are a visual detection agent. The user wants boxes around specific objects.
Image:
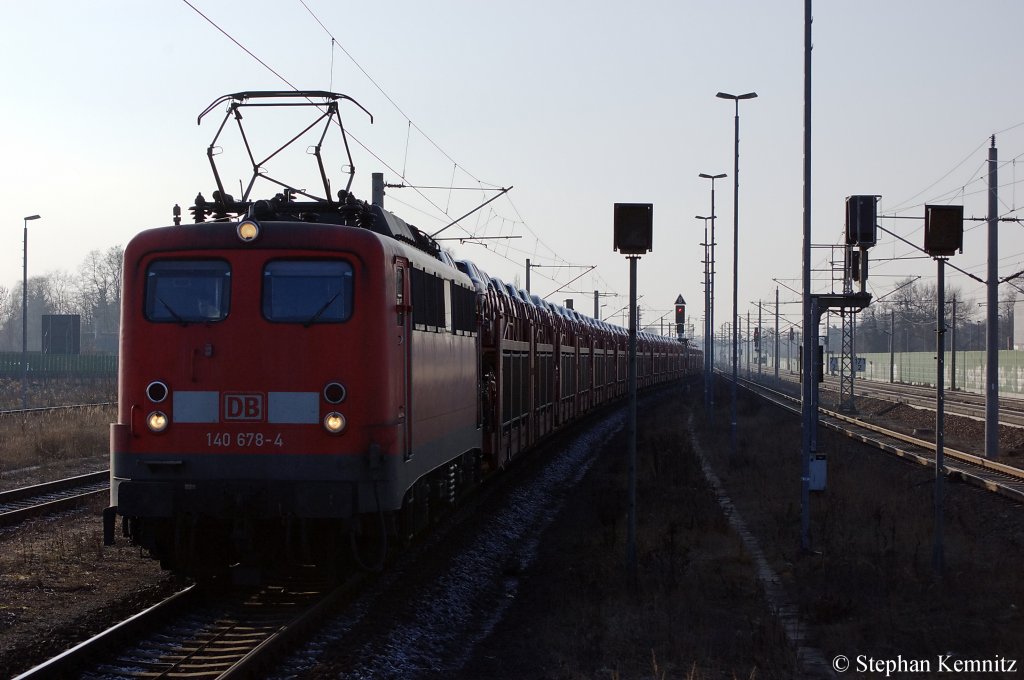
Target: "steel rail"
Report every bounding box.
[11,586,199,680]
[0,402,114,417]
[736,376,1024,504]
[0,470,109,527]
[14,572,358,679]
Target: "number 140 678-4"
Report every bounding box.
[205,432,284,448]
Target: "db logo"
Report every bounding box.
[223,393,264,421]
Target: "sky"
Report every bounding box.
[4,1,1024,340]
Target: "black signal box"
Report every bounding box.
[845,195,878,247]
[42,314,81,354]
[613,203,653,255]
[924,204,964,257]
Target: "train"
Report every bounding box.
[104,91,700,577]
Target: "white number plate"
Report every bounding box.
[205,432,285,448]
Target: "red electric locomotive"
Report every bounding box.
[104,92,693,577]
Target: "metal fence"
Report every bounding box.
[0,352,117,377]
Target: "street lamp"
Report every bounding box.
[22,214,41,409]
[698,172,726,422]
[717,90,757,458]
[696,214,712,417]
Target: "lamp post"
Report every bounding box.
[717,90,757,459]
[698,172,726,422]
[22,214,41,410]
[696,214,712,418]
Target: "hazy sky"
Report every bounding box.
[4,1,1024,338]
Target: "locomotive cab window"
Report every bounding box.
[145,260,231,323]
[263,260,354,324]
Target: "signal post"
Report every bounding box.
[924,203,964,575]
[799,196,876,552]
[613,203,653,578]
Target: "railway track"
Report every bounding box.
[14,569,354,679]
[737,376,1024,504]
[774,371,1024,427]
[0,471,109,527]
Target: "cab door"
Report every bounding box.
[395,257,412,460]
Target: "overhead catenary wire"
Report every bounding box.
[187,0,605,299]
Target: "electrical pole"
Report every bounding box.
[799,0,814,552]
[774,287,780,381]
[758,300,763,376]
[746,310,751,375]
[951,296,957,391]
[986,137,999,459]
[889,310,895,384]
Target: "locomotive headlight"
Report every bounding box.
[323,382,346,404]
[237,220,260,242]
[146,380,169,403]
[323,412,346,434]
[146,410,169,433]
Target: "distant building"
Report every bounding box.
[42,314,81,354]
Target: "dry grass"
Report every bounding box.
[467,383,796,678]
[697,380,1024,664]
[0,378,115,487]
[0,376,115,410]
[0,407,110,467]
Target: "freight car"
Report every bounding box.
[104,92,698,576]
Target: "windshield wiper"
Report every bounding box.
[304,292,341,327]
[159,297,189,326]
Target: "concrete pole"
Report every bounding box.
[746,311,751,375]
[758,300,763,376]
[799,0,814,552]
[526,259,531,294]
[951,297,957,391]
[985,137,999,459]
[774,287,780,380]
[889,310,895,384]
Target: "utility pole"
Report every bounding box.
[889,310,895,384]
[799,0,814,552]
[774,287,780,380]
[986,137,999,459]
[746,310,751,375]
[758,300,763,376]
[951,296,957,390]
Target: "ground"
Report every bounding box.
[2,379,1024,678]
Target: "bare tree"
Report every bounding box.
[46,270,79,315]
[76,246,123,347]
